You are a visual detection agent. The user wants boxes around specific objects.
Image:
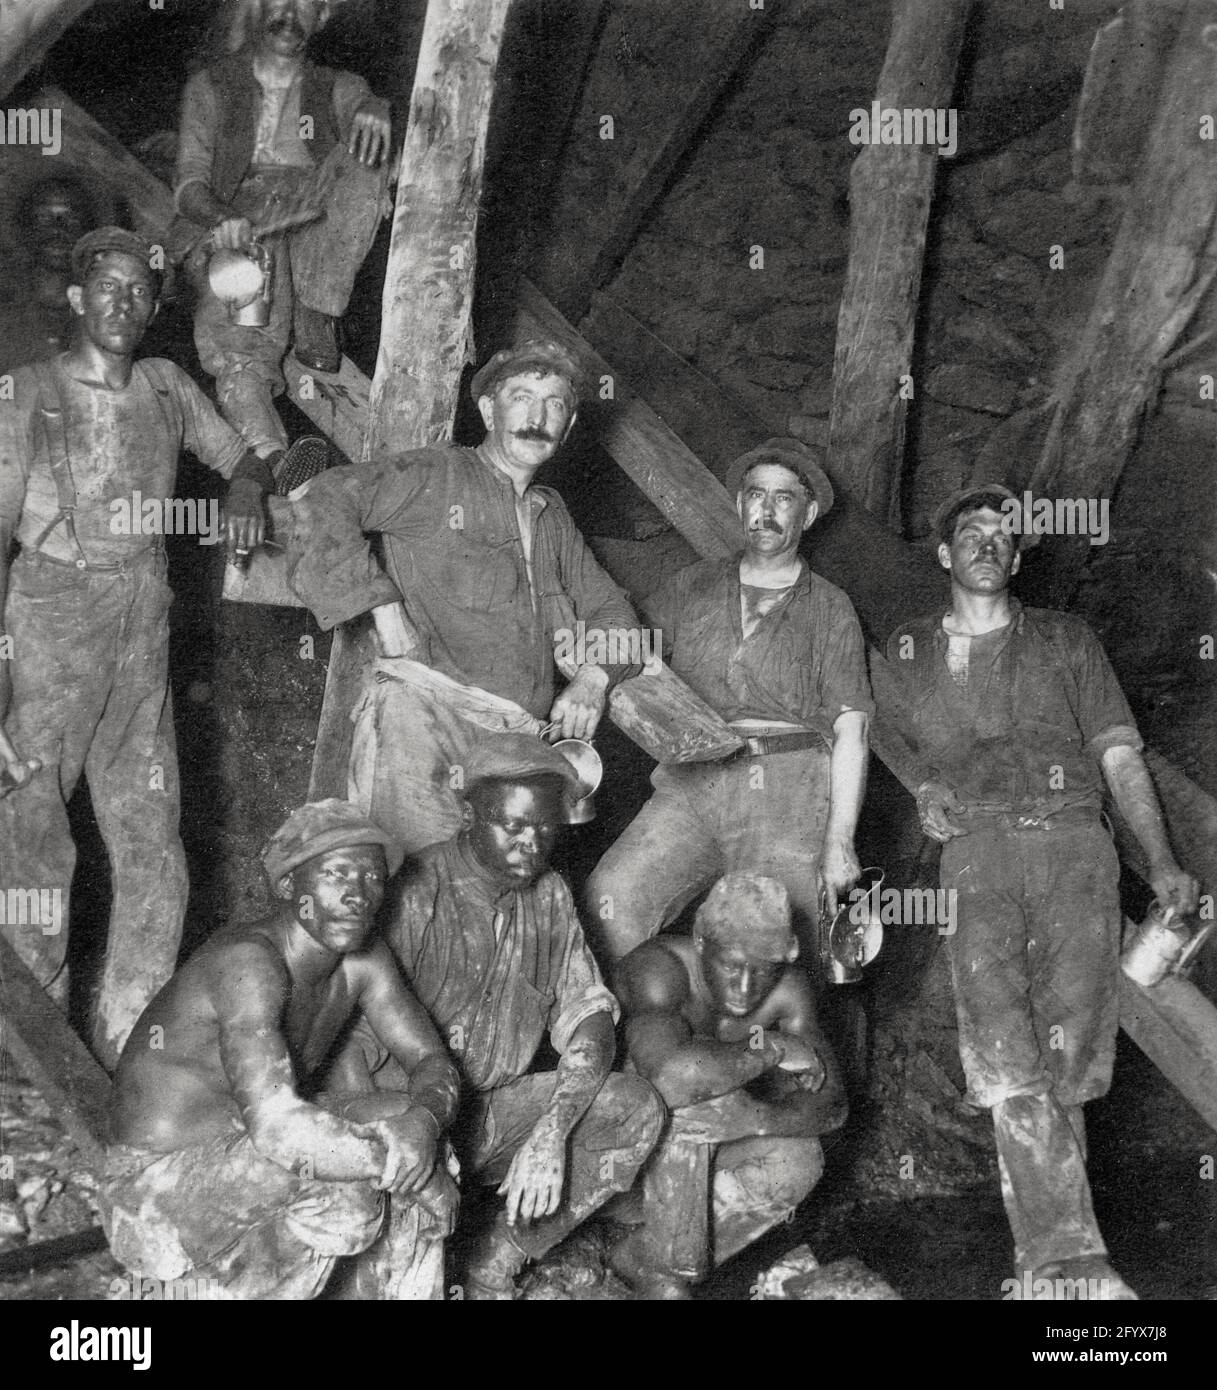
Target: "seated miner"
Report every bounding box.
[287,340,644,858]
[104,800,461,1301]
[0,174,98,372]
[0,226,271,1067]
[585,438,872,962]
[609,874,846,1299]
[345,735,664,1300]
[882,483,1199,1300]
[173,0,391,465]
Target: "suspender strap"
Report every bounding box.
[29,360,93,569]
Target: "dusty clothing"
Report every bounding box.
[647,556,874,736]
[587,747,832,959]
[175,52,389,454]
[102,1111,443,1300]
[0,359,247,1066]
[384,836,619,1091]
[882,603,1137,1270]
[289,445,641,717]
[884,602,1140,819]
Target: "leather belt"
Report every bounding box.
[725,731,827,761]
[960,806,1100,832]
[20,543,164,575]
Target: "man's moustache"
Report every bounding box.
[514,429,553,442]
[268,18,306,38]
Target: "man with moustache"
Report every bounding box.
[610,874,846,1299]
[0,227,270,1066]
[585,438,872,964]
[104,800,461,1300]
[881,483,1199,1299]
[174,0,391,464]
[288,340,644,857]
[347,736,664,1300]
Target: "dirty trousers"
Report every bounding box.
[941,821,1122,1271]
[0,550,187,1069]
[348,658,544,857]
[621,1102,824,1281]
[458,1072,665,1267]
[102,1096,445,1300]
[585,747,831,962]
[192,146,385,455]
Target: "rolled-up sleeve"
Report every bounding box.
[546,878,620,1054]
[166,365,247,477]
[175,71,218,210]
[1069,620,1142,756]
[818,589,874,721]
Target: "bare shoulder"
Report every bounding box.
[195,924,291,1010]
[617,937,693,1014]
[767,967,818,1033]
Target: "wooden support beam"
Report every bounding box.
[532,0,774,321]
[827,0,973,527]
[0,934,110,1169]
[1120,968,1217,1133]
[0,0,95,99]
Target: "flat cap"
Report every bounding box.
[470,339,584,403]
[725,438,834,518]
[930,482,1018,540]
[70,226,165,294]
[464,732,583,797]
[262,799,403,884]
[694,873,797,962]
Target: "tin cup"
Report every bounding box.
[1121,900,1192,988]
[821,866,885,985]
[551,738,603,824]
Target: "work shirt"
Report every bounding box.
[384,836,619,1093]
[288,445,641,719]
[645,555,874,741]
[883,600,1141,817]
[0,356,247,566]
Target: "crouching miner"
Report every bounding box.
[103,801,460,1300]
[344,735,664,1299]
[0,227,271,1066]
[609,875,846,1298]
[882,484,1199,1300]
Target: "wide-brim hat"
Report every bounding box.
[725,438,834,518]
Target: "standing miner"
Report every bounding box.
[173,0,391,463]
[882,483,1198,1299]
[585,438,872,962]
[287,339,644,856]
[0,227,270,1067]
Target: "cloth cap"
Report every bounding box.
[725,438,834,518]
[464,733,584,798]
[930,482,1020,543]
[70,226,165,295]
[262,799,403,884]
[694,873,796,961]
[470,339,584,404]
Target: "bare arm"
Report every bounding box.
[820,709,869,914]
[1101,744,1199,913]
[214,943,385,1182]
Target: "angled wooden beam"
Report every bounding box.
[0,0,96,100]
[827,0,973,527]
[1120,968,1217,1133]
[0,934,110,1169]
[533,0,775,321]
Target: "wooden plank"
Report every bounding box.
[1120,968,1217,1133]
[0,934,110,1169]
[610,660,742,765]
[0,0,96,100]
[827,0,973,526]
[283,352,369,465]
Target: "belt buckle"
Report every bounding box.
[1015,814,1045,830]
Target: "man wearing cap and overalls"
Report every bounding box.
[881,483,1198,1299]
[104,799,461,1300]
[0,227,272,1067]
[585,437,873,965]
[287,338,644,858]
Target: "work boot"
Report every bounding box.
[462,1220,527,1301]
[293,304,341,373]
[273,436,331,497]
[1021,1255,1138,1301]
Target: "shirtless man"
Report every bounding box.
[610,874,847,1299]
[104,800,460,1300]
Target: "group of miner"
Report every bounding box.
[0,0,1200,1301]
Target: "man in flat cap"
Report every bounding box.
[0,226,271,1066]
[880,484,1198,1299]
[340,734,664,1299]
[104,799,461,1300]
[609,874,845,1299]
[174,0,392,459]
[288,339,646,858]
[586,437,872,965]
